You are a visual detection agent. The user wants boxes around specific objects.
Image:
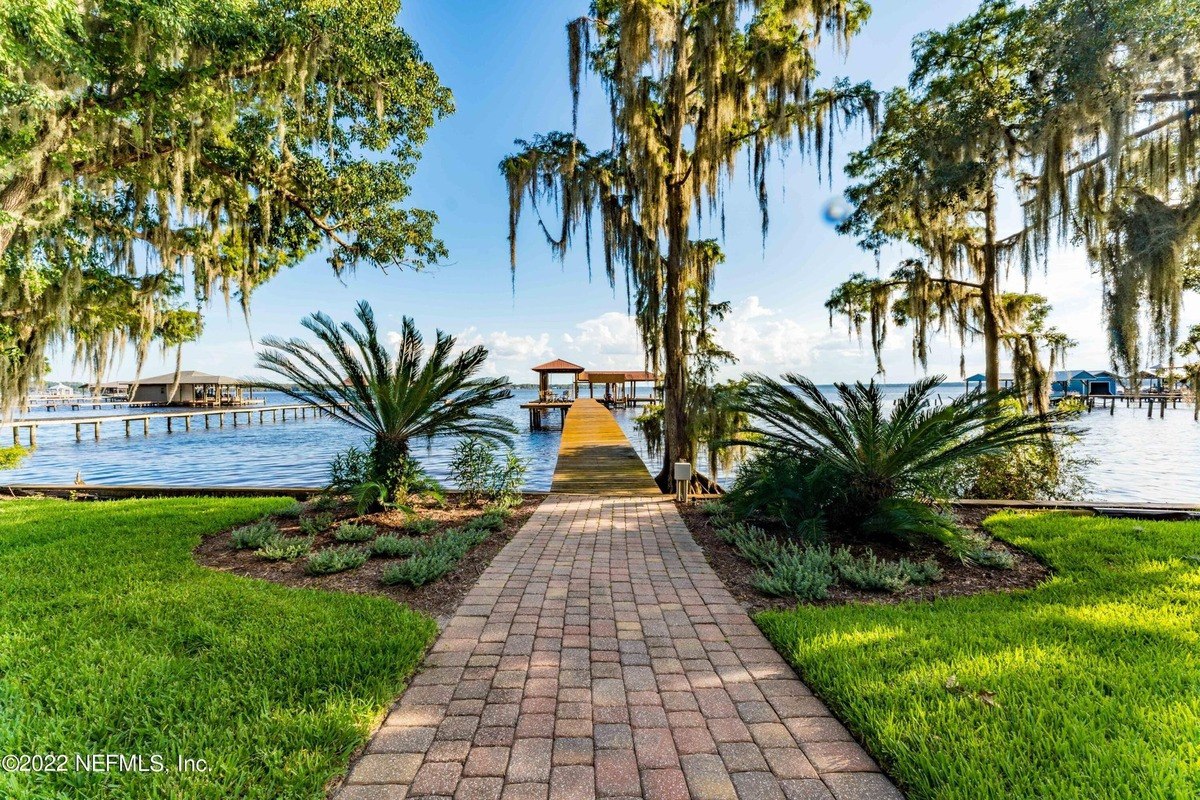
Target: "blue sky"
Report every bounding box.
[47,0,1198,384]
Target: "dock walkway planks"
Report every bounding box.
[550,398,660,496]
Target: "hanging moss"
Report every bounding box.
[0,0,451,409]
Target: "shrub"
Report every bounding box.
[310,493,338,512]
[449,437,494,504]
[440,527,488,556]
[900,556,945,584]
[724,452,830,542]
[276,500,306,518]
[730,375,1062,550]
[491,450,527,508]
[388,456,445,502]
[833,550,945,593]
[333,522,377,543]
[371,535,422,558]
[465,509,508,533]
[299,512,336,536]
[256,536,313,561]
[750,545,836,601]
[719,523,836,601]
[378,527,488,587]
[962,543,1016,569]
[351,480,390,515]
[230,520,280,550]
[329,446,373,492]
[720,523,944,599]
[304,546,369,576]
[402,517,439,535]
[381,551,457,587]
[448,437,528,507]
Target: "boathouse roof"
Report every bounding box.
[531,359,585,373]
[133,370,245,385]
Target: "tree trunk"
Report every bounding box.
[371,434,411,503]
[655,187,691,492]
[652,11,693,494]
[0,176,37,259]
[981,186,1002,394]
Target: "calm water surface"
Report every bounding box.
[5,386,1199,503]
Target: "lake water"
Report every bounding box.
[4,386,1199,503]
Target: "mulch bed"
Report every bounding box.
[676,501,1052,614]
[195,496,542,620]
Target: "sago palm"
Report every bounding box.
[255,301,515,492]
[734,374,1061,539]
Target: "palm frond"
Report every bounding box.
[254,303,517,464]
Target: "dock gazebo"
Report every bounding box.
[521,359,586,430]
[531,359,585,402]
[579,369,662,407]
[129,370,256,406]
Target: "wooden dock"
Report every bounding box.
[520,401,572,430]
[6,404,334,446]
[550,399,660,496]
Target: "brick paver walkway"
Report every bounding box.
[336,495,902,800]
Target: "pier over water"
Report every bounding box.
[550,399,660,496]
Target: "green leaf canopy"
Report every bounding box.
[0,0,452,405]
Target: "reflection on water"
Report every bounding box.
[4,386,1198,503]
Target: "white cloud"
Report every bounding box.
[567,312,643,356]
[713,296,825,375]
[446,326,554,376]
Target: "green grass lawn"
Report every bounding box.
[758,513,1200,800]
[0,497,437,800]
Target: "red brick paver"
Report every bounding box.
[336,495,902,799]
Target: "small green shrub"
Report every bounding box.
[230,520,280,550]
[448,437,527,507]
[899,556,944,584]
[751,545,836,601]
[333,522,377,543]
[304,546,369,576]
[440,526,488,555]
[299,512,336,536]
[402,517,439,535]
[371,535,422,558]
[378,527,489,587]
[256,536,313,561]
[329,446,373,491]
[490,449,527,509]
[381,551,457,587]
[835,550,912,593]
[276,500,306,518]
[465,510,508,533]
[963,544,1016,569]
[310,494,338,512]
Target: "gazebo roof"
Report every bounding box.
[531,358,585,374]
[133,370,244,385]
[579,369,659,382]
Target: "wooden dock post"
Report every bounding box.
[12,427,17,446]
[184,415,191,431]
[143,417,149,436]
[125,420,131,436]
[29,426,35,447]
[167,417,173,433]
[93,421,100,441]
